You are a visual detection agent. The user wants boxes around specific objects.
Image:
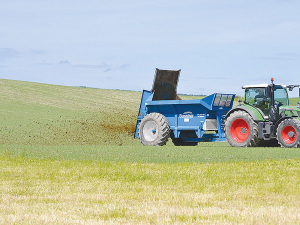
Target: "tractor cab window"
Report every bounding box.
[274,86,288,106]
[245,87,270,115]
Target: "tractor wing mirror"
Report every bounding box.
[286,85,300,97]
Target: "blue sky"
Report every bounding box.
[1,0,300,97]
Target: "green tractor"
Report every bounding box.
[225,78,300,148]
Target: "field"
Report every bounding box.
[1,79,300,224]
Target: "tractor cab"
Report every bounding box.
[242,84,289,117]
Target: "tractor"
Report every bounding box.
[225,78,300,148]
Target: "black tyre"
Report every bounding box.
[170,132,198,146]
[276,118,300,148]
[225,111,259,147]
[139,113,170,146]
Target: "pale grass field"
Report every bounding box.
[1,156,300,224]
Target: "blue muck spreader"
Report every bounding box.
[134,69,236,146]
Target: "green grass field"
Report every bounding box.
[1,79,300,224]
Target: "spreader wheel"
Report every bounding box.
[277,118,300,148]
[139,113,170,146]
[225,111,259,147]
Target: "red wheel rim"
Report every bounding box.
[281,125,297,144]
[230,119,250,143]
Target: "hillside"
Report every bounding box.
[0,79,141,145]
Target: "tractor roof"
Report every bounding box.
[242,84,286,89]
[242,84,269,89]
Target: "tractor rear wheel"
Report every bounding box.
[225,111,259,147]
[139,113,170,146]
[277,118,300,148]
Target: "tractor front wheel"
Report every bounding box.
[277,118,300,148]
[139,113,170,146]
[225,111,259,147]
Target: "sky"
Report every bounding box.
[1,0,300,97]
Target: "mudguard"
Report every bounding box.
[225,105,264,121]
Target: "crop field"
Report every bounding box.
[1,79,300,224]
